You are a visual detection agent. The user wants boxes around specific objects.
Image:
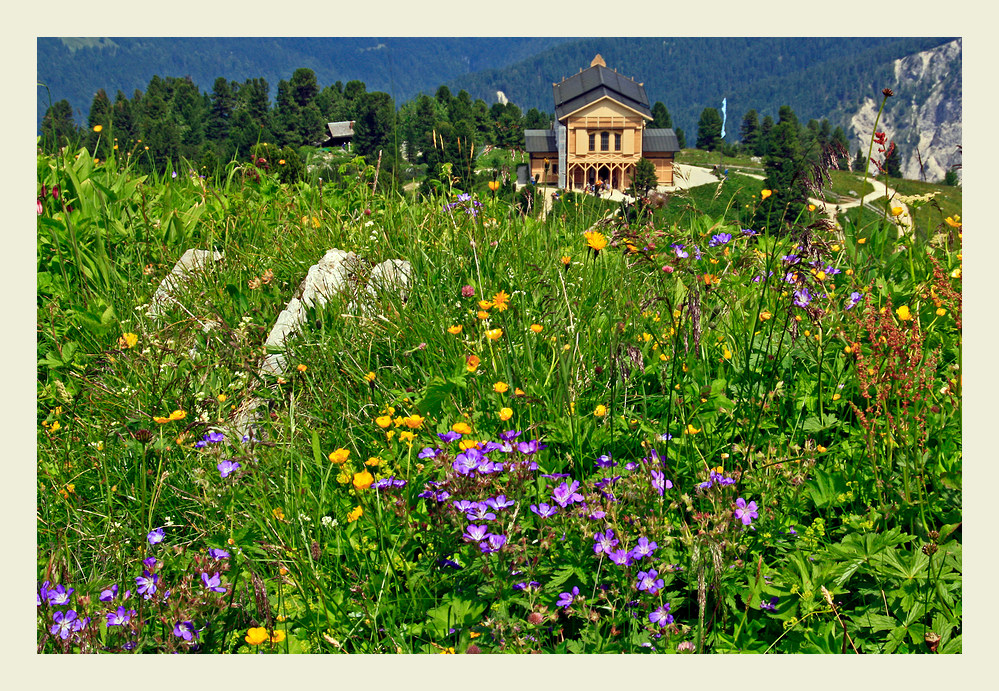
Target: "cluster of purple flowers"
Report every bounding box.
[194,430,226,449]
[443,193,484,217]
[592,530,659,567]
[372,476,407,490]
[708,232,732,247]
[698,469,736,490]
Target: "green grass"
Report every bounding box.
[36,144,963,654]
[675,148,763,172]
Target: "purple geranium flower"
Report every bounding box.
[99,584,118,603]
[761,596,779,612]
[106,606,135,627]
[146,527,165,546]
[217,459,240,479]
[552,480,584,507]
[50,610,79,639]
[479,533,507,553]
[556,586,580,609]
[593,529,619,555]
[452,499,477,513]
[463,524,490,542]
[608,548,633,566]
[594,454,616,468]
[513,581,541,591]
[47,583,73,606]
[734,497,759,525]
[201,572,226,594]
[466,503,497,522]
[650,469,673,496]
[485,495,516,510]
[630,536,658,561]
[793,287,812,308]
[846,291,863,310]
[636,569,665,594]
[708,232,732,247]
[209,548,230,560]
[418,446,441,459]
[530,502,558,518]
[498,430,522,442]
[135,571,159,599]
[173,621,199,641]
[438,431,461,443]
[649,603,674,627]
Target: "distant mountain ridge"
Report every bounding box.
[37,37,577,127]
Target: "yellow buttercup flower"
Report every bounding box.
[245,627,269,645]
[270,630,286,643]
[329,448,350,465]
[363,372,376,383]
[375,415,392,429]
[452,422,472,435]
[93,124,103,133]
[404,414,425,429]
[896,305,913,321]
[944,215,961,228]
[530,324,543,333]
[272,507,285,520]
[594,404,607,417]
[448,325,463,335]
[493,381,509,393]
[478,300,494,311]
[297,363,308,372]
[560,255,572,267]
[466,355,480,372]
[217,393,228,403]
[352,470,374,491]
[686,424,701,435]
[499,407,513,421]
[759,311,772,321]
[365,457,381,467]
[477,310,489,320]
[760,189,772,200]
[486,328,503,341]
[347,506,363,523]
[891,206,904,217]
[118,332,138,349]
[399,431,416,443]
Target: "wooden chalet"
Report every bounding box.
[321,121,355,149]
[524,55,679,192]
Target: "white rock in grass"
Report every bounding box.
[367,259,412,299]
[149,249,223,318]
[260,249,359,375]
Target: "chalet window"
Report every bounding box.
[589,133,595,151]
[614,133,621,151]
[600,132,609,151]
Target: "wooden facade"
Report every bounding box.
[525,55,679,192]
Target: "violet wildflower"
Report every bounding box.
[556,586,580,609]
[47,583,73,606]
[217,459,240,479]
[734,497,759,526]
[106,606,135,627]
[708,232,732,247]
[608,548,633,566]
[201,572,226,594]
[418,446,440,459]
[636,569,664,594]
[593,529,619,555]
[846,291,863,310]
[173,621,199,642]
[463,524,489,542]
[513,581,541,592]
[671,243,688,258]
[143,557,157,569]
[761,596,779,612]
[99,585,118,602]
[587,509,607,520]
[438,431,461,443]
[540,472,571,480]
[650,469,673,496]
[659,432,673,441]
[529,502,558,518]
[147,527,165,545]
[485,495,516,510]
[50,610,79,639]
[453,499,477,513]
[594,453,616,468]
[649,603,674,627]
[38,581,52,606]
[466,503,497,522]
[793,287,812,308]
[208,548,230,560]
[135,571,159,599]
[517,439,546,455]
[630,537,658,561]
[552,480,584,507]
[479,534,507,553]
[498,430,522,442]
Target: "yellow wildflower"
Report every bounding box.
[404,414,425,429]
[686,424,700,435]
[271,630,286,643]
[352,470,374,491]
[272,507,285,520]
[297,363,308,372]
[329,448,350,465]
[477,311,489,320]
[936,308,946,316]
[452,421,473,435]
[347,506,363,522]
[93,124,103,133]
[118,333,138,349]
[891,207,904,217]
[944,215,961,228]
[365,457,381,467]
[759,311,772,321]
[399,431,416,443]
[896,305,912,321]
[466,355,480,372]
[493,381,509,393]
[499,407,513,421]
[594,404,607,417]
[760,189,772,200]
[478,300,493,311]
[584,230,607,252]
[375,415,392,429]
[530,324,543,333]
[363,371,376,383]
[217,393,227,403]
[492,290,511,312]
[486,328,503,341]
[448,325,463,335]
[245,627,270,645]
[561,255,572,267]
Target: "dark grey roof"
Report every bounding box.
[642,128,680,153]
[553,65,652,120]
[524,129,557,153]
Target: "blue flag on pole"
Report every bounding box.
[720,98,727,139]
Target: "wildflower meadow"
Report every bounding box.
[36,122,962,654]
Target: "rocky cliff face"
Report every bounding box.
[849,38,961,183]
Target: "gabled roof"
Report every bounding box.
[553,58,652,121]
[524,129,557,153]
[327,121,354,138]
[642,128,681,153]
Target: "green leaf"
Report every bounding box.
[417,376,456,417]
[801,414,838,432]
[546,566,576,593]
[425,597,487,637]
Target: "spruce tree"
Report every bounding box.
[696,107,723,151]
[740,109,759,154]
[756,115,774,157]
[630,157,658,195]
[651,102,672,129]
[756,109,809,233]
[40,100,78,153]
